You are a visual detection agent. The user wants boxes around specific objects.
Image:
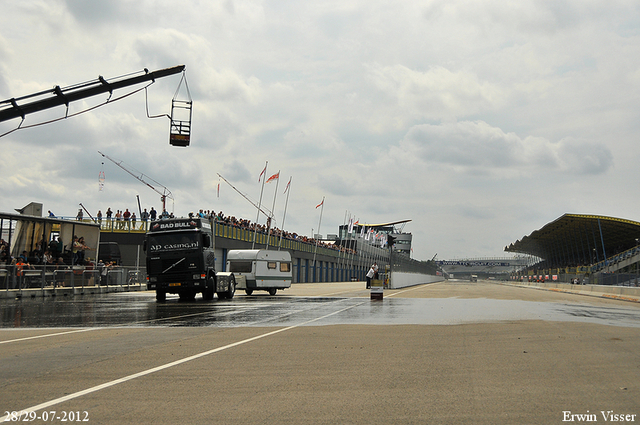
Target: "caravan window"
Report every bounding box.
[229,261,252,273]
[267,262,277,270]
[280,262,291,273]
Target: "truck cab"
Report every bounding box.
[144,218,235,302]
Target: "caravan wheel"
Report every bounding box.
[268,288,277,296]
[245,289,253,296]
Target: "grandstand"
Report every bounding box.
[505,213,640,285]
[437,257,530,280]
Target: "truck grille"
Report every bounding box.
[149,257,198,275]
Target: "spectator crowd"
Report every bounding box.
[89,206,357,255]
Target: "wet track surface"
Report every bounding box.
[2,290,640,329]
[2,283,639,424]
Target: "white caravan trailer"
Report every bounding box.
[226,249,292,295]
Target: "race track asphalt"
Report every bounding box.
[1,280,639,424]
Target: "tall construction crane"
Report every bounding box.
[98,151,174,213]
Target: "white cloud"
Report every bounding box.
[366,64,506,122]
[395,121,612,176]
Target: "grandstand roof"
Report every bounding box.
[339,219,412,232]
[505,213,640,266]
[356,219,411,228]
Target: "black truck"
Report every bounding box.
[144,217,235,302]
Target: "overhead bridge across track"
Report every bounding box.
[505,213,640,268]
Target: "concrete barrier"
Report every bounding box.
[503,281,640,303]
[390,271,444,289]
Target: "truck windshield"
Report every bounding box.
[147,232,200,253]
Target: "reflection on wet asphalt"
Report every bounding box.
[1,292,640,329]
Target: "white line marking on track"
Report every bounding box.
[0,328,96,345]
[385,284,431,297]
[0,299,365,419]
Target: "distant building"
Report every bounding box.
[338,219,412,256]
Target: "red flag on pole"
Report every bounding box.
[316,199,324,208]
[283,177,291,194]
[258,165,267,182]
[266,172,280,183]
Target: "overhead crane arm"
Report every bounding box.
[0,65,185,123]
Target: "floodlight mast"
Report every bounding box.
[0,65,185,123]
[98,151,174,212]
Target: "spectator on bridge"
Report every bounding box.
[115,210,123,229]
[123,209,131,228]
[141,208,149,228]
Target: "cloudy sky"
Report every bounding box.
[1,0,639,261]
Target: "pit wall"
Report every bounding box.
[390,271,444,289]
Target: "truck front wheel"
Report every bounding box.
[156,290,166,302]
[203,277,215,300]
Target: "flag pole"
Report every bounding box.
[278,177,292,251]
[337,210,347,280]
[312,197,325,282]
[265,171,280,250]
[217,173,272,218]
[349,217,359,279]
[252,161,268,249]
[346,214,354,281]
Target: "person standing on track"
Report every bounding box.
[366,263,376,289]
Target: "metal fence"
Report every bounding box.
[1,264,147,292]
[390,251,439,275]
[590,272,640,287]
